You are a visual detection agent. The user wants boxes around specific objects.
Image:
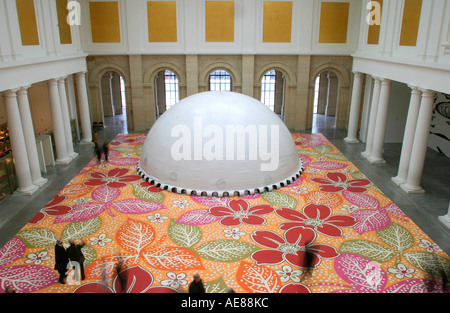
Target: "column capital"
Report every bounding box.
[352,71,363,77]
[57,76,68,83]
[407,85,420,92]
[419,89,435,98]
[3,89,19,98]
[76,71,87,78]
[17,85,31,94]
[48,78,59,85]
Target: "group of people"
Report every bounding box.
[92,131,109,164]
[54,238,86,284]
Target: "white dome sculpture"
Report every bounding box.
[137,91,303,197]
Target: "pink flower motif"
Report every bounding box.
[251,227,339,268]
[209,199,273,227]
[85,168,141,188]
[311,172,371,193]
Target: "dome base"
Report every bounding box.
[136,160,304,198]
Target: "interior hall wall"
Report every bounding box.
[28,81,53,136]
[384,81,411,143]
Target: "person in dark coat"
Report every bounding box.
[103,142,109,163]
[188,273,205,293]
[67,239,86,281]
[54,239,69,284]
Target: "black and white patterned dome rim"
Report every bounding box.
[136,161,304,198]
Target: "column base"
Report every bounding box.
[400,183,425,194]
[344,137,359,144]
[32,177,48,187]
[16,184,39,196]
[361,151,371,158]
[391,176,406,186]
[56,157,72,165]
[79,140,95,146]
[69,152,79,160]
[439,215,450,230]
[367,156,386,164]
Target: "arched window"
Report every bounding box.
[209,70,231,91]
[164,70,179,110]
[261,70,276,111]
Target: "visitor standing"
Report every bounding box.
[67,239,86,281]
[188,273,205,293]
[54,239,69,284]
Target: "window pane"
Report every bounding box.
[261,70,276,111]
[165,70,179,110]
[209,70,231,91]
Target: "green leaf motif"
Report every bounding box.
[377,223,414,253]
[16,228,57,248]
[168,219,202,249]
[110,146,135,153]
[81,244,97,268]
[352,171,368,180]
[313,144,334,155]
[132,184,165,203]
[325,153,349,161]
[404,252,450,277]
[135,144,143,156]
[204,276,229,293]
[61,217,102,241]
[298,150,318,157]
[261,191,297,209]
[339,240,395,263]
[195,240,260,263]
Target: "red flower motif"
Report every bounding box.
[209,199,273,227]
[139,181,163,193]
[251,227,339,268]
[85,168,141,188]
[29,195,72,224]
[311,172,370,193]
[277,205,357,237]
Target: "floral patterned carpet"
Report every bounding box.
[0,133,449,293]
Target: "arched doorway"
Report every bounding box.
[154,70,180,119]
[260,69,285,120]
[312,71,339,133]
[99,71,127,133]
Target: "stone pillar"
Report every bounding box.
[345,72,364,143]
[111,72,123,115]
[58,77,78,159]
[48,79,71,164]
[317,73,328,114]
[3,90,38,195]
[439,203,450,229]
[75,72,93,143]
[392,86,422,185]
[325,72,338,117]
[186,55,199,96]
[362,77,381,158]
[368,78,391,164]
[101,72,115,117]
[401,89,436,194]
[242,55,255,98]
[17,86,47,187]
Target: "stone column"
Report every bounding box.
[368,78,391,164]
[48,79,71,164]
[362,77,381,158]
[401,89,436,194]
[58,77,78,159]
[392,86,422,185]
[101,72,115,117]
[75,72,93,143]
[325,72,338,117]
[17,86,48,187]
[317,73,328,115]
[345,72,364,143]
[439,203,450,229]
[3,90,38,195]
[111,72,123,115]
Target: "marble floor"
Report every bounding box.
[0,112,449,255]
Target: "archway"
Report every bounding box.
[312,70,339,133]
[98,71,127,134]
[154,70,180,119]
[209,69,232,91]
[260,69,285,120]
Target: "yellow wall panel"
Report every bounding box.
[205,1,235,42]
[89,1,121,43]
[399,0,422,46]
[16,0,40,46]
[367,0,383,45]
[56,0,72,44]
[263,1,293,43]
[147,1,177,42]
[319,2,349,44]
